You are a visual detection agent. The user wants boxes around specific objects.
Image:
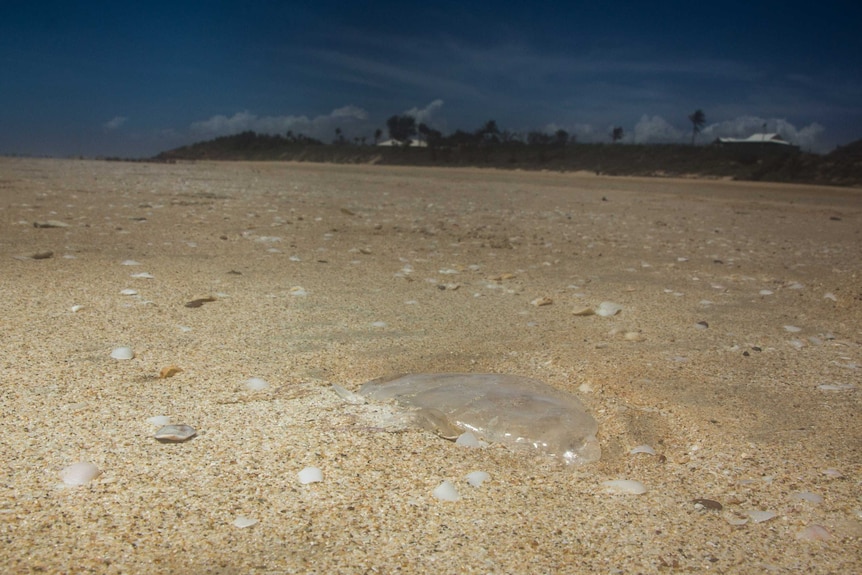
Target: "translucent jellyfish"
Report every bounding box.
[359,373,601,466]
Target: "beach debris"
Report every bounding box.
[34,220,70,228]
[110,346,135,360]
[185,296,216,308]
[159,365,183,379]
[817,383,855,391]
[602,479,647,495]
[297,466,323,484]
[14,250,54,260]
[358,373,601,466]
[796,524,832,541]
[465,471,490,487]
[455,431,486,448]
[595,301,622,317]
[572,306,595,316]
[791,491,823,504]
[629,444,656,456]
[60,462,100,486]
[693,498,723,511]
[232,516,258,529]
[154,424,197,442]
[746,510,777,523]
[433,480,461,502]
[245,377,269,391]
[147,416,172,426]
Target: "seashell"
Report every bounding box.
[120,289,138,296]
[629,444,656,455]
[147,416,172,426]
[297,466,323,484]
[110,346,135,360]
[595,302,622,317]
[159,365,183,379]
[154,424,196,442]
[465,471,490,487]
[602,479,647,495]
[289,286,307,297]
[790,491,823,504]
[531,297,553,306]
[746,510,776,523]
[130,272,155,279]
[796,524,832,541]
[121,260,141,266]
[70,305,84,313]
[245,377,269,391]
[455,431,484,448]
[783,325,802,333]
[232,516,258,529]
[433,480,460,501]
[60,462,100,486]
[572,306,595,316]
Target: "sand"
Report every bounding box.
[1,157,860,574]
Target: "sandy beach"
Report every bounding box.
[1,157,860,573]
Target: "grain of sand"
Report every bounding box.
[1,158,860,573]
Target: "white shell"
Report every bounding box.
[746,510,776,523]
[796,524,832,541]
[289,286,307,296]
[297,466,323,484]
[120,289,138,296]
[232,516,259,529]
[245,377,269,391]
[629,444,656,455]
[433,480,461,501]
[147,415,172,426]
[596,301,622,317]
[60,462,100,486]
[455,431,482,447]
[121,259,141,266]
[130,272,155,279]
[602,479,647,495]
[154,424,196,442]
[110,346,134,360]
[70,305,84,313]
[465,471,490,487]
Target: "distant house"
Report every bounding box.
[377,138,427,148]
[714,133,799,154]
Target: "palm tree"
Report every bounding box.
[688,109,706,145]
[611,126,624,143]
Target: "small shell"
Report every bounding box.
[455,431,483,448]
[120,289,138,296]
[602,479,647,495]
[110,346,135,360]
[746,510,776,523]
[596,302,622,317]
[154,424,197,442]
[465,471,490,487]
[232,516,259,529]
[245,377,269,391]
[433,480,461,501]
[530,297,553,306]
[796,524,832,541]
[297,466,323,484]
[629,444,656,456]
[159,365,183,379]
[572,306,595,316]
[60,462,100,486]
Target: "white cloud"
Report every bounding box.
[702,116,825,151]
[103,116,127,130]
[633,115,685,144]
[189,106,370,140]
[404,99,444,124]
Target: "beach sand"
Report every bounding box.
[1,157,860,573]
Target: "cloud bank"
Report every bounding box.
[190,106,369,141]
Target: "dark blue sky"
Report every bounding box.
[2,1,860,157]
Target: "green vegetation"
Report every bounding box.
[153,122,862,188]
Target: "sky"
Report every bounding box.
[2,1,860,157]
